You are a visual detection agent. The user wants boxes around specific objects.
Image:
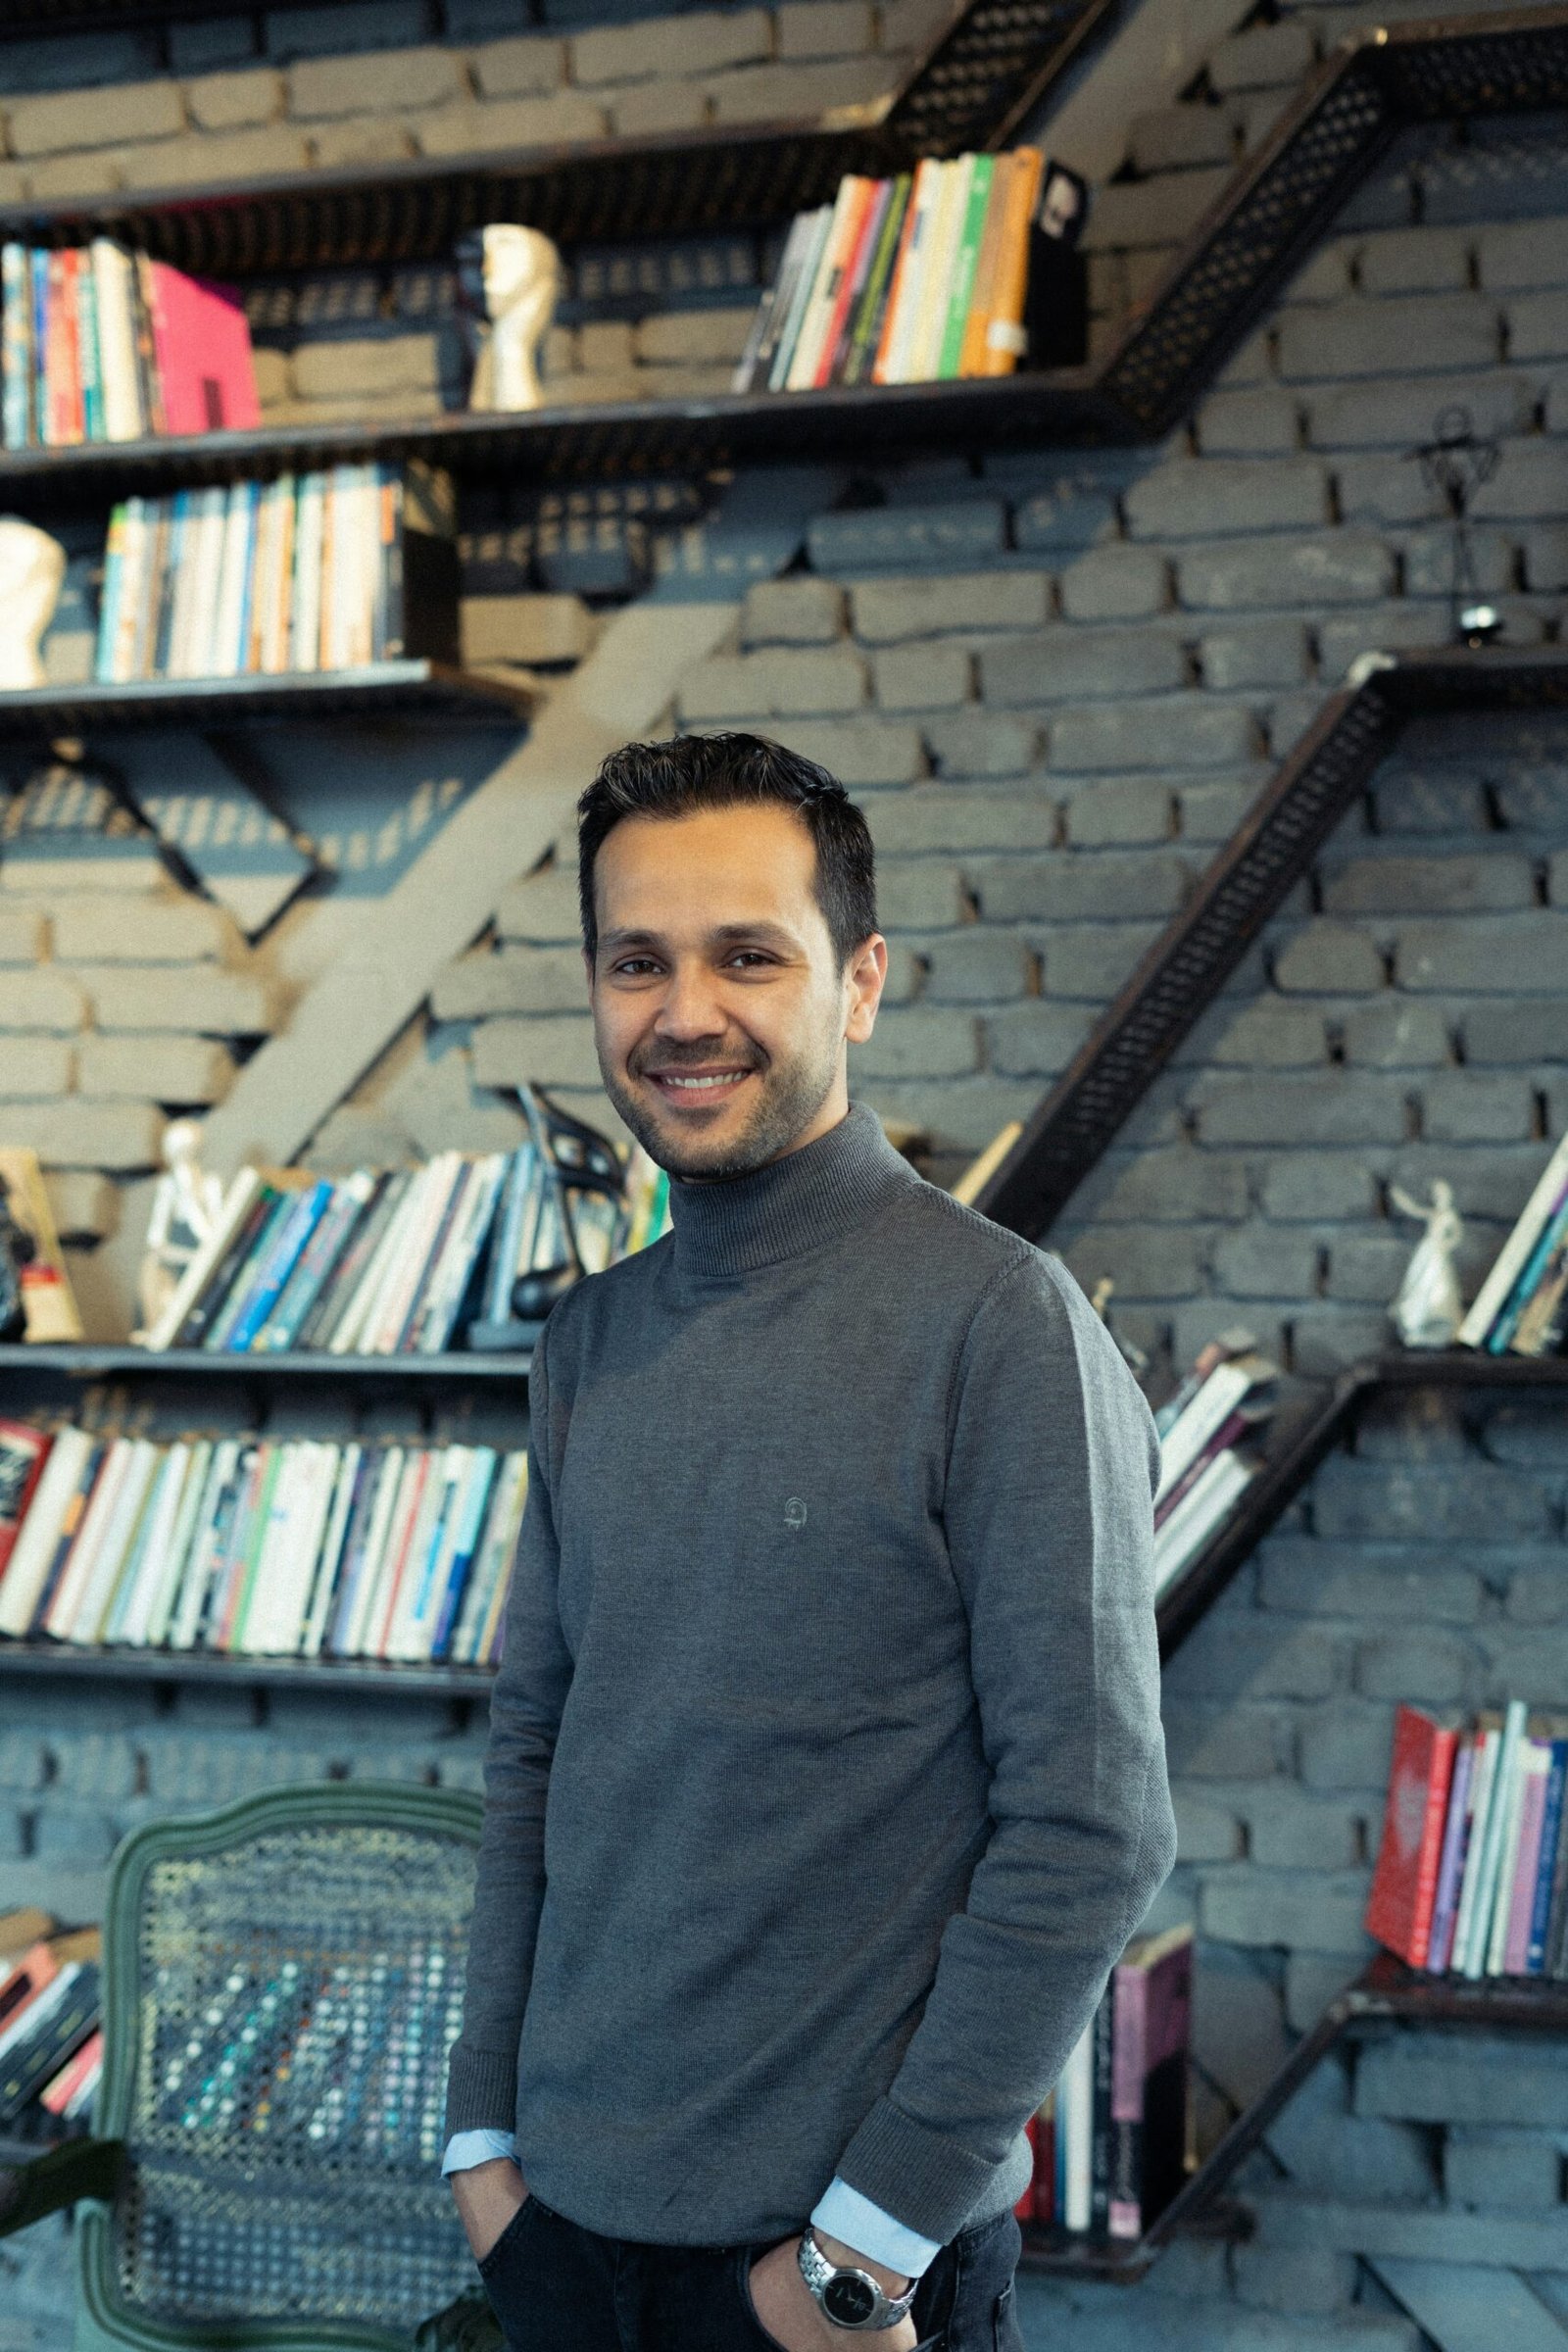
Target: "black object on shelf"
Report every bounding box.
[0,662,534,740]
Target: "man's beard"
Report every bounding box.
[598,1024,840,1181]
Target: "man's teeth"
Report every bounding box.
[662,1072,748,1090]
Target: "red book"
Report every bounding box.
[146,262,260,437]
[0,1421,50,1583]
[1031,2094,1054,2225]
[1366,1703,1459,1966]
[1013,2112,1037,2222]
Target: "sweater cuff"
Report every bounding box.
[443,2044,519,2139]
[834,2097,1002,2246]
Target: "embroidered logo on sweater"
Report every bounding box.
[784,1496,808,1530]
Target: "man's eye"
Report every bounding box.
[612,958,660,977]
[726,952,773,968]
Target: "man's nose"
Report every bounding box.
[653,964,728,1039]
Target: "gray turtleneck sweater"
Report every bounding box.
[445,1102,1174,2247]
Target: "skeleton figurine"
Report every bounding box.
[135,1118,225,1343]
[0,517,67,690]
[1389,1179,1465,1349]
[458,224,564,414]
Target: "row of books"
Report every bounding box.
[1458,1122,1568,1356]
[1151,1332,1277,1597]
[0,1424,528,1664]
[1368,1701,1568,1980]
[732,148,1044,395]
[93,460,457,685]
[0,1911,103,2134]
[1014,1923,1192,2240]
[142,1104,670,1357]
[1,242,260,451]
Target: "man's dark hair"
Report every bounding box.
[576,732,877,968]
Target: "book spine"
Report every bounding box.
[1474,1700,1528,1979]
[1459,1131,1568,1345]
[1107,1957,1148,2240]
[982,146,1044,376]
[843,175,910,388]
[1089,1976,1114,2237]
[1412,1724,1459,1968]
[226,1182,332,1350]
[1426,1738,1475,1974]
[29,250,49,447]
[1,245,31,450]
[939,153,993,379]
[1493,1185,1568,1354]
[76,249,104,441]
[1450,1727,1500,1975]
[1503,1745,1550,1976]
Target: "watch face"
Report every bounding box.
[823,2273,878,2328]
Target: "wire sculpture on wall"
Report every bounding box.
[1405,405,1503,644]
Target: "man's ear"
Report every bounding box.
[844,934,888,1046]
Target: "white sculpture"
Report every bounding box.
[461,224,563,414]
[1389,1179,1465,1348]
[135,1118,225,1343]
[0,517,67,690]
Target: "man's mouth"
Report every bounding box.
[643,1067,756,1103]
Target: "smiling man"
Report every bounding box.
[444,732,1174,2352]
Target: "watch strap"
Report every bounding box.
[798,2224,919,2330]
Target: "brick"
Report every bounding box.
[1354,1387,1471,1464]
[1292,1307,1397,1377]
[470,34,566,98]
[764,718,924,787]
[1178,772,1270,844]
[1186,990,1325,1069]
[1195,386,1301,457]
[462,592,594,666]
[776,0,874,57]
[1322,1230,1413,1302]
[1314,1456,1552,1543]
[850,571,1050,643]
[1259,1152,1379,1219]
[0,1037,71,1097]
[873,642,972,713]
[1475,215,1568,291]
[1189,1071,1409,1148]
[76,965,274,1035]
[1285,1951,1358,2034]
[572,6,768,84]
[291,334,437,399]
[1355,225,1472,296]
[470,1013,599,1091]
[1167,1619,1344,1703]
[0,907,46,963]
[1261,1538,1483,1625]
[6,76,185,156]
[1200,1866,1372,1955]
[1163,1700,1289,1781]
[77,1032,233,1102]
[969,849,1191,924]
[922,712,1039,780]
[853,1006,977,1081]
[0,968,85,1032]
[1355,1629,1470,1705]
[1482,1400,1568,1468]
[1470,441,1568,525]
[1128,103,1236,176]
[1396,911,1568,993]
[1233,2245,1358,2317]
[1317,608,1450,679]
[265,1,426,55]
[1340,999,1450,1067]
[1010,476,1120,557]
[494,862,580,945]
[19,1099,164,1170]
[1265,2054,1439,2200]
[985,1001,1091,1077]
[1125,457,1329,541]
[1403,523,1514,600]
[309,120,417,169]
[807,503,1005,575]
[637,306,756,366]
[1276,294,1499,381]
[1521,523,1568,592]
[863,788,1054,856]
[416,92,605,156]
[1060,1225,1204,1301]
[45,1171,118,1241]
[1209,18,1315,93]
[1051,698,1257,772]
[1035,919,1159,1000]
[1357,2032,1568,2129]
[704,55,893,124]
[1326,853,1535,916]
[184,68,283,130]
[918,931,1034,1004]
[1370,764,1488,834]
[1506,289,1568,362]
[1503,1561,1568,1624]
[1446,2128,1561,2212]
[874,863,965,930]
[1178,532,1396,610]
[982,627,1185,708]
[1297,1699,1396,1793]
[1210,1222,1320,1295]
[31,1804,117,1862]
[1273,921,1386,994]
[1200,619,1310,690]
[1172,1788,1243,1863]
[170,18,259,68]
[678,647,867,720]
[1307,368,1535,451]
[1055,547,1169,622]
[1421,1070,1534,1145]
[1081,168,1229,253]
[741,578,846,648]
[52,895,232,963]
[1077,1147,1250,1223]
[1062,777,1172,847]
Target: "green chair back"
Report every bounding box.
[75,1781,483,2352]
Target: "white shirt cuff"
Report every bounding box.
[809,2178,942,2278]
[442,2129,520,2176]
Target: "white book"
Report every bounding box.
[1485,1724,1534,1978]
[377,1449,446,1659]
[329,1169,430,1356]
[1458,1128,1568,1346]
[110,497,150,684]
[767,207,833,394]
[0,1962,82,2070]
[141,1438,215,1649]
[1152,1449,1254,1596]
[416,1155,507,1353]
[91,241,144,444]
[422,1447,497,1663]
[255,1443,338,1655]
[169,1440,243,1652]
[386,1445,464,1661]
[302,1444,364,1659]
[1448,1726,1501,1977]
[732,211,810,394]
[1156,1357,1269,1508]
[785,175,863,392]
[0,1427,94,1639]
[110,1443,188,1645]
[70,1438,160,1644]
[344,1446,409,1656]
[399,1160,474,1355]
[366,1157,461,1355]
[144,1167,264,1352]
[1061,2010,1095,2233]
[291,470,326,672]
[211,481,259,680]
[450,1449,527,1663]
[174,487,228,678]
[43,1439,132,1641]
[1462,1699,1528,1982]
[910,156,971,384]
[879,158,940,385]
[232,1443,303,1653]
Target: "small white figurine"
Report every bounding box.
[135,1118,225,1343]
[460,224,563,414]
[1389,1178,1465,1348]
[0,517,67,690]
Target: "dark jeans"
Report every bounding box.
[477,2193,1025,2352]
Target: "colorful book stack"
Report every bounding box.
[2,242,260,449]
[0,1912,103,2135]
[1457,1124,1568,1357]
[1151,1334,1277,1597]
[1014,1924,1192,2242]
[1366,1701,1568,1979]
[92,461,460,685]
[0,1425,529,1666]
[731,148,1045,395]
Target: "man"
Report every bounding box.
[445,733,1174,2350]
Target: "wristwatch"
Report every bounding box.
[797,2225,919,2331]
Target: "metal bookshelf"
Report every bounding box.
[0,662,534,739]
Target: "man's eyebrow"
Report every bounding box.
[597,920,803,953]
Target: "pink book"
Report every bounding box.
[146,262,261,437]
[1504,1746,1550,1975]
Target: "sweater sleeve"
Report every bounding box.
[445,1320,576,2138]
[832,1250,1176,2244]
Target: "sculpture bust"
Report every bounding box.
[460,223,564,414]
[0,517,67,691]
